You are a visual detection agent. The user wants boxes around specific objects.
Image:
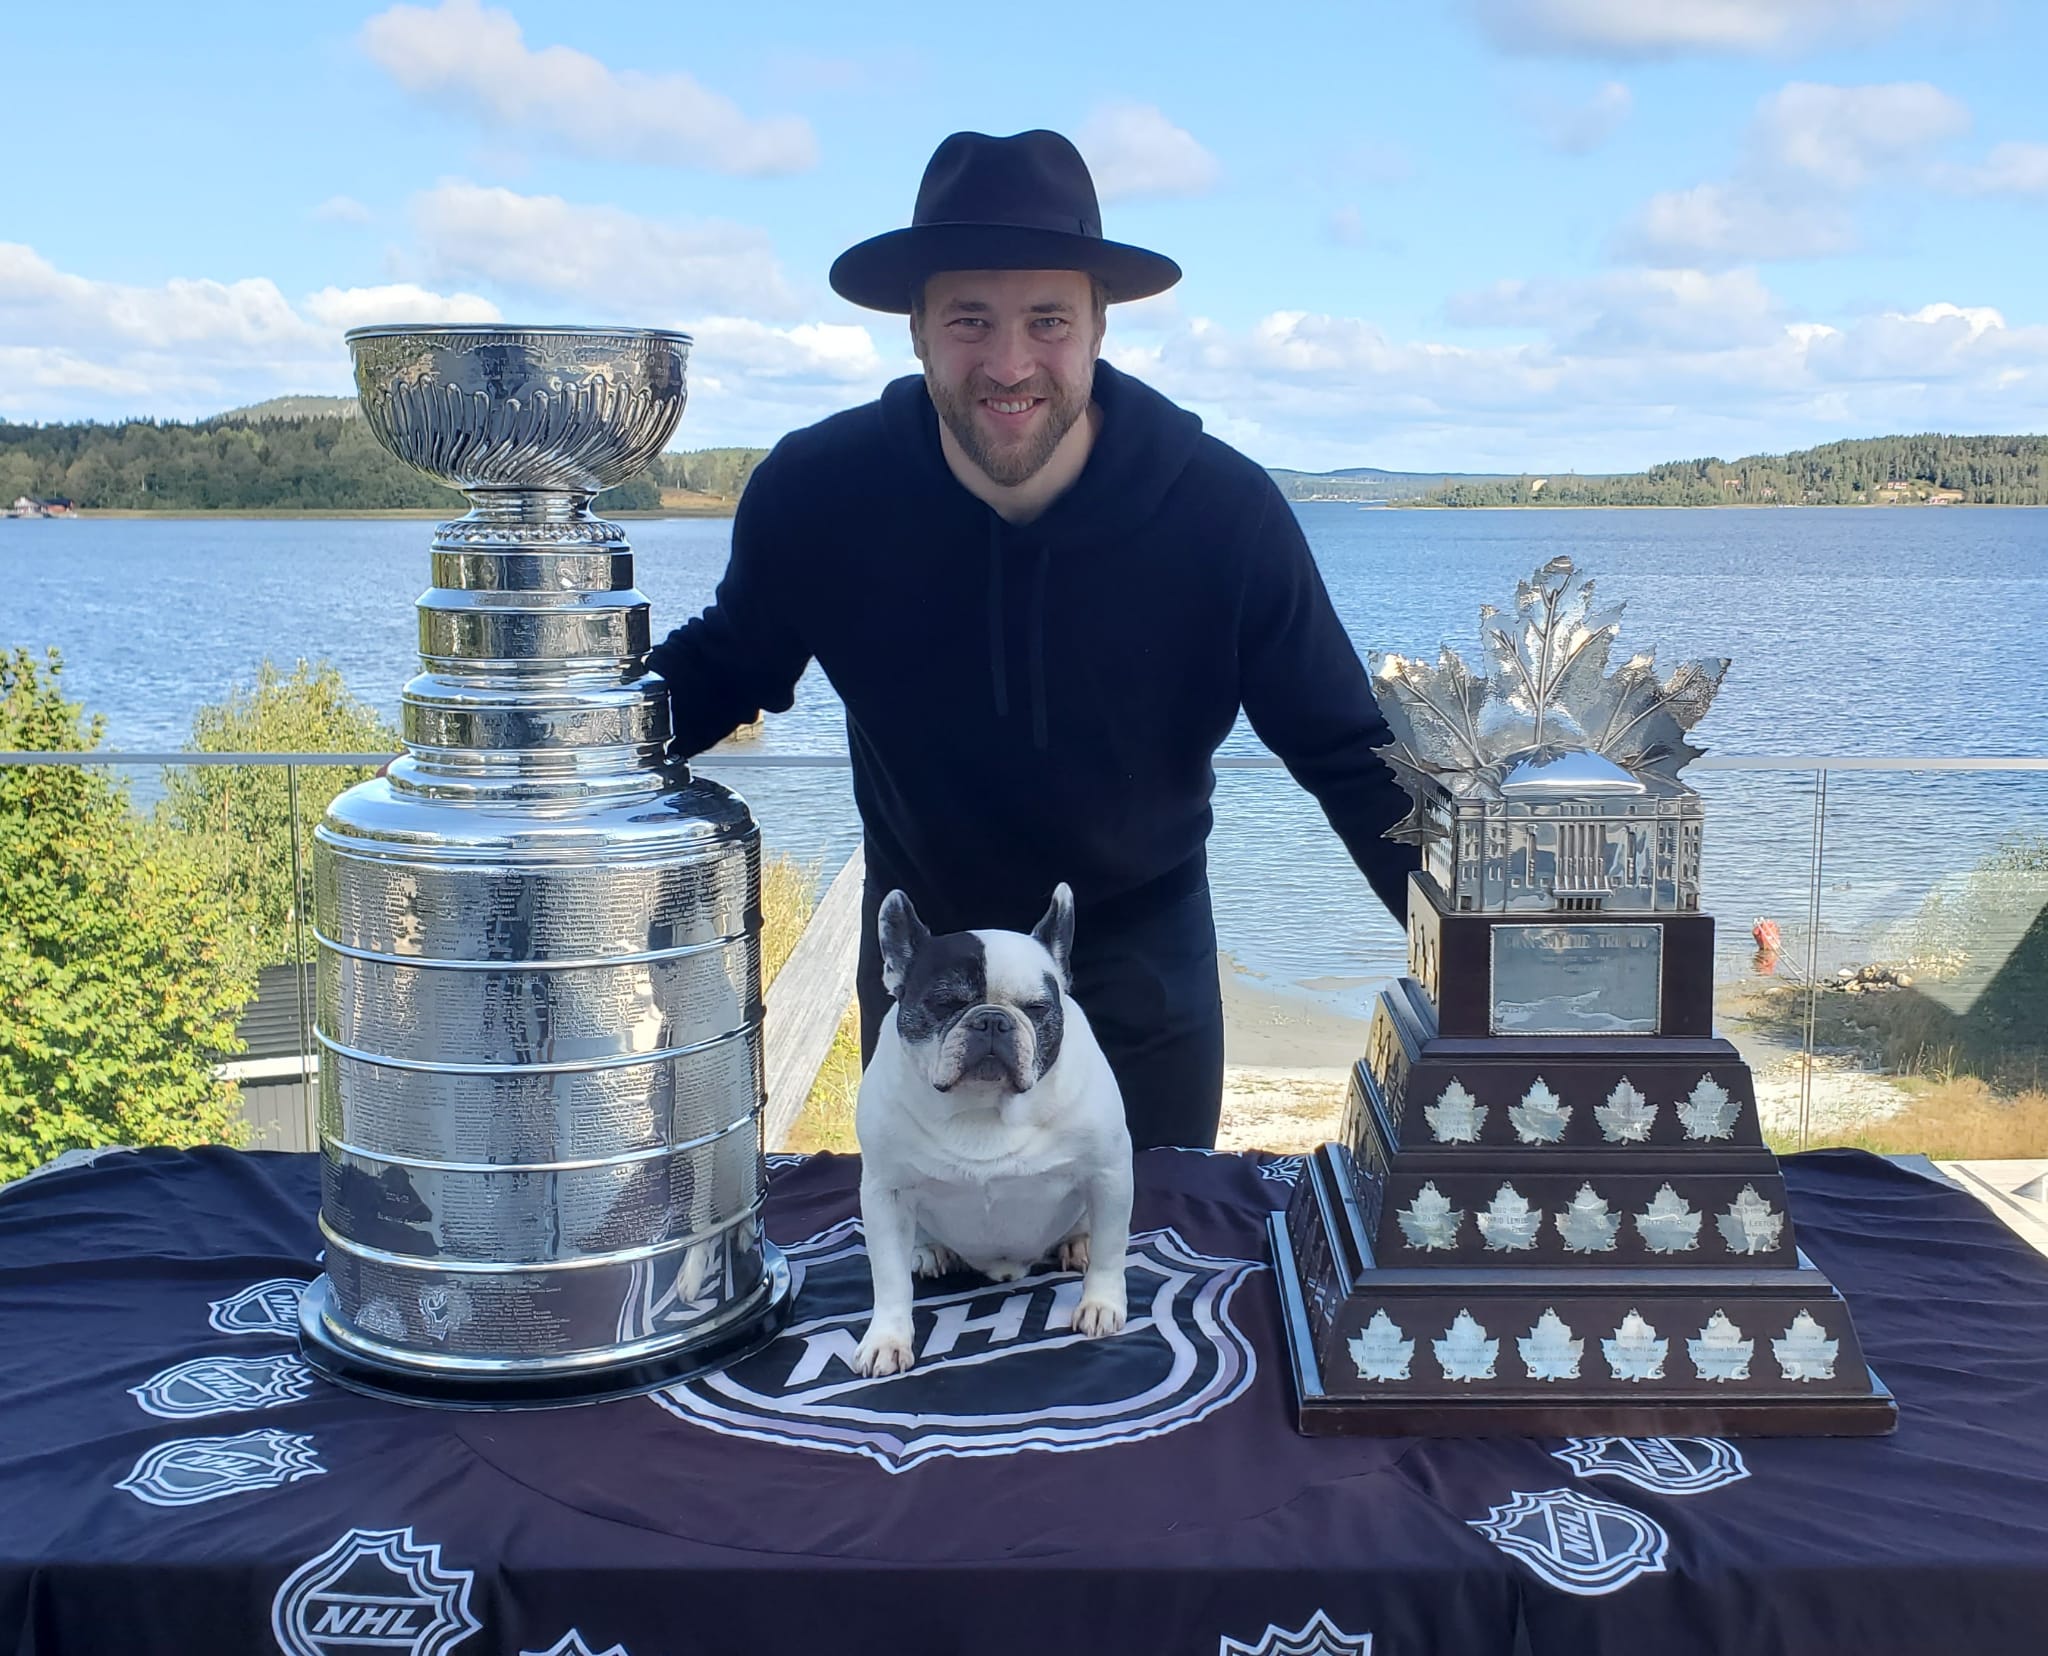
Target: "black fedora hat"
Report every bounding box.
[829,129,1182,315]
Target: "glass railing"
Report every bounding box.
[2,749,2041,1166]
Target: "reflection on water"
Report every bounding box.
[10,506,2043,1012]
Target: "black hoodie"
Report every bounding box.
[647,359,1419,939]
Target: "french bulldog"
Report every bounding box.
[852,883,1134,1379]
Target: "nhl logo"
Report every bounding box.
[654,1223,1261,1473]
[1469,1488,1670,1596]
[1218,1608,1372,1655]
[117,1428,325,1507]
[208,1277,309,1337]
[130,1353,316,1419]
[1553,1436,1750,1496]
[273,1527,481,1656]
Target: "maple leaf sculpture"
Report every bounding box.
[1369,556,1730,842]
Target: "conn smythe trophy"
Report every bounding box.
[1270,558,1895,1435]
[296,326,793,1407]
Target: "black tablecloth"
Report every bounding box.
[3,1144,2047,1656]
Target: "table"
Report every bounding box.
[3,1145,2046,1655]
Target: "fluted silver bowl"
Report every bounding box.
[345,325,691,496]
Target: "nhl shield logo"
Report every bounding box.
[1218,1609,1372,1655]
[273,1527,481,1656]
[654,1223,1261,1472]
[1469,1488,1670,1596]
[130,1353,316,1419]
[117,1428,325,1507]
[1554,1436,1750,1496]
[208,1277,309,1337]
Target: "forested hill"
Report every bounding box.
[1419,434,2048,507]
[0,412,762,512]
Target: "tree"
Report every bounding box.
[159,660,402,969]
[0,649,253,1180]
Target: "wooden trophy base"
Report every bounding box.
[1274,1144,1897,1437]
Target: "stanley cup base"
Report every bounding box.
[296,1244,794,1411]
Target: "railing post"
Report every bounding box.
[1798,765,1830,1151]
[285,763,315,1148]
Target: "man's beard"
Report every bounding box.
[926,371,1087,487]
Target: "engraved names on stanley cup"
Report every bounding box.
[296,326,792,1406]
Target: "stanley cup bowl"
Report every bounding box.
[346,325,690,498]
[296,325,793,1408]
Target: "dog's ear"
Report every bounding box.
[877,889,929,998]
[1031,882,1076,988]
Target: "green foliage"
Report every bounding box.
[600,474,665,510]
[1420,434,2048,507]
[0,414,686,512]
[0,649,253,1179]
[653,448,767,499]
[158,661,401,969]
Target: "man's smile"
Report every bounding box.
[981,395,1043,424]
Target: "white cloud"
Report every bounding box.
[1940,140,2048,197]
[1108,275,2048,472]
[313,195,374,226]
[0,243,505,420]
[1446,266,1786,352]
[1469,0,1925,59]
[1617,81,1969,266]
[1750,81,1969,188]
[1621,181,1858,264]
[1078,104,1220,202]
[408,181,801,320]
[301,283,501,330]
[1525,80,1634,153]
[359,0,816,175]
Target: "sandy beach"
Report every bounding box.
[1216,956,1367,1152]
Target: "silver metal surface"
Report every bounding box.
[299,325,789,1404]
[1370,556,1727,913]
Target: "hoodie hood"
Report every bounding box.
[878,360,1207,751]
[878,358,1206,536]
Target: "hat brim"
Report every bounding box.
[829,223,1182,314]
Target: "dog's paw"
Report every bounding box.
[1073,1293,1126,1338]
[982,1259,1030,1284]
[1057,1234,1090,1273]
[853,1321,916,1377]
[911,1240,962,1279]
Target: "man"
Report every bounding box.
[649,128,1418,1151]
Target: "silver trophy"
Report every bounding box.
[295,325,792,1407]
[1372,557,1728,1037]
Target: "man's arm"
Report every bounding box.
[644,447,813,758]
[1235,485,1421,925]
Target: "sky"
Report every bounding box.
[7,0,2048,472]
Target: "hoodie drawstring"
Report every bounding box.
[985,518,1053,752]
[1026,544,1051,752]
[985,515,1009,719]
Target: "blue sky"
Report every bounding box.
[7,0,2048,470]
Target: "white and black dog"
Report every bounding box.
[852,883,1134,1378]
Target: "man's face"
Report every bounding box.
[911,269,1104,488]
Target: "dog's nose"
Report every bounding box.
[966,1007,1014,1039]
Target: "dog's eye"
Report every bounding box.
[1021,999,1053,1018]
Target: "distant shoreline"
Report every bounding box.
[49,503,740,521]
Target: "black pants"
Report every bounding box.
[856,874,1226,1152]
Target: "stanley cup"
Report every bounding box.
[295,325,792,1407]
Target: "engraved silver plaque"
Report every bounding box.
[1490,923,1661,1035]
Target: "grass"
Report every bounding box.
[1769,1077,2048,1161]
[759,852,863,1155]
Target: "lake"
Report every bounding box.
[6,505,2043,1014]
